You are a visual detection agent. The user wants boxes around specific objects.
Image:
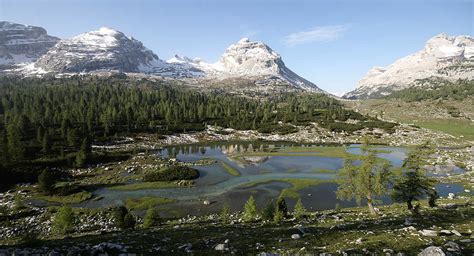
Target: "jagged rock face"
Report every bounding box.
[213,38,323,92]
[0,21,59,66]
[34,27,162,73]
[344,34,474,99]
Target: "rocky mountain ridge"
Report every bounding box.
[344,33,474,99]
[0,21,59,67]
[2,21,323,93]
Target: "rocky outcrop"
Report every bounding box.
[0,21,59,67]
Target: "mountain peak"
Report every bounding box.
[344,33,474,99]
[97,27,121,35]
[238,37,250,44]
[0,21,59,66]
[33,27,159,73]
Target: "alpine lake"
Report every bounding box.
[62,142,469,218]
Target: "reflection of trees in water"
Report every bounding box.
[163,141,314,159]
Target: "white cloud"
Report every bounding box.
[283,25,348,46]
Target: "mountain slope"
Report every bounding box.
[344,34,474,99]
[169,38,324,92]
[0,21,59,68]
[33,27,163,73]
[2,22,324,93]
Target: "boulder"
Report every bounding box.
[418,246,445,256]
[419,229,437,237]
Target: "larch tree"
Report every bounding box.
[336,151,392,216]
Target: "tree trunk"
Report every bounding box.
[367,200,377,216]
[366,193,378,216]
[407,200,413,210]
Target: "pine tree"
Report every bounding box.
[75,138,90,167]
[143,208,161,229]
[53,205,74,234]
[243,195,258,222]
[293,198,307,219]
[219,203,231,224]
[42,131,52,154]
[261,200,275,221]
[391,145,436,211]
[276,197,288,217]
[38,169,55,195]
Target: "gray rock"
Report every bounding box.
[419,229,438,237]
[451,229,462,236]
[444,241,460,252]
[291,234,301,239]
[214,244,228,251]
[355,237,365,244]
[418,246,445,256]
[439,230,452,236]
[0,21,59,68]
[177,243,192,253]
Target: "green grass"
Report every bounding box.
[220,161,241,176]
[32,191,92,204]
[110,182,180,191]
[312,169,337,174]
[232,146,361,160]
[413,119,474,140]
[242,178,333,199]
[124,196,176,210]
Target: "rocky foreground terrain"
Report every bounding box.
[0,195,472,255]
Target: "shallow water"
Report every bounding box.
[78,142,468,216]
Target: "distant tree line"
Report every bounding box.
[386,79,474,102]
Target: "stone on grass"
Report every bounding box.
[444,241,460,252]
[439,230,452,236]
[418,246,445,256]
[214,244,229,251]
[451,229,462,236]
[419,229,437,237]
[291,234,301,239]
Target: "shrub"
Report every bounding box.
[113,206,135,229]
[144,166,200,182]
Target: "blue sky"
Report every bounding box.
[1,0,472,95]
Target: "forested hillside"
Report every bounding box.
[0,75,395,186]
